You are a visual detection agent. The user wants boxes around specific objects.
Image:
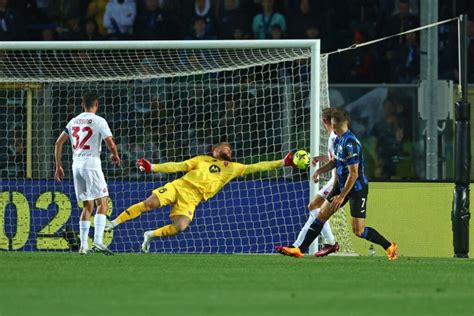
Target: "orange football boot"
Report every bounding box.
[275,246,304,258]
[386,242,398,261]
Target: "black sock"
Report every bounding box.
[299,219,325,253]
[360,227,391,250]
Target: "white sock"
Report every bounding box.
[79,221,91,250]
[321,219,336,245]
[111,219,118,227]
[94,214,107,245]
[293,210,318,248]
[293,208,336,247]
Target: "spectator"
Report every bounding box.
[185,16,215,40]
[393,32,419,83]
[86,0,109,35]
[41,28,57,40]
[0,0,25,40]
[345,30,376,83]
[385,0,418,40]
[217,0,249,39]
[103,0,136,38]
[82,18,104,40]
[134,0,177,40]
[191,0,215,37]
[252,0,286,39]
[304,25,320,39]
[231,28,244,39]
[373,100,403,179]
[270,24,282,39]
[288,0,319,39]
[46,0,85,24]
[57,17,82,40]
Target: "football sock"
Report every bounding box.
[299,218,325,253]
[114,202,148,225]
[93,214,106,245]
[359,227,391,250]
[293,209,318,247]
[321,219,336,246]
[79,220,91,250]
[152,224,179,237]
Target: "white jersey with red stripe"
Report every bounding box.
[65,112,112,170]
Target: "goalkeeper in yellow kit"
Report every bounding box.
[106,143,295,253]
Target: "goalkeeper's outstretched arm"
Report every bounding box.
[242,152,294,175]
[136,158,189,173]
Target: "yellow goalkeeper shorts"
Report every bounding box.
[152,179,202,220]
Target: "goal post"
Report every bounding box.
[0,39,354,254]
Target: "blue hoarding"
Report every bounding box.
[0,180,309,253]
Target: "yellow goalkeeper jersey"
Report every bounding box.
[153,155,282,201]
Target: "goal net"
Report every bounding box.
[0,40,354,254]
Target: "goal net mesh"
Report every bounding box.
[0,44,354,254]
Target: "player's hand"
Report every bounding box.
[311,155,329,166]
[283,151,295,167]
[55,166,64,182]
[312,171,320,183]
[110,154,121,166]
[136,158,153,173]
[330,195,344,212]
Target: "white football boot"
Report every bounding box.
[92,243,114,256]
[141,231,153,253]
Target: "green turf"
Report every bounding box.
[1,253,474,316]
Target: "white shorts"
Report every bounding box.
[72,165,109,202]
[317,179,335,199]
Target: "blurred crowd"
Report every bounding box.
[0,0,472,181]
[0,0,473,83]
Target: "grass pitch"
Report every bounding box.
[1,253,473,316]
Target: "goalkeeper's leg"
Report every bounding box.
[106,194,159,230]
[141,215,191,253]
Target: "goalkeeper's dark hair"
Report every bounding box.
[331,109,349,125]
[82,92,98,109]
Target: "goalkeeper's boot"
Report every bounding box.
[275,246,304,258]
[314,242,340,257]
[92,243,114,256]
[79,247,88,256]
[141,231,153,254]
[386,242,398,261]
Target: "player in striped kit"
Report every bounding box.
[276,108,339,257]
[54,92,121,255]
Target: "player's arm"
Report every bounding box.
[242,160,283,175]
[339,163,358,198]
[54,132,69,182]
[242,152,294,175]
[312,159,336,182]
[136,158,190,173]
[104,136,121,166]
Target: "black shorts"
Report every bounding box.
[326,185,368,218]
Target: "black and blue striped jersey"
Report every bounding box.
[333,130,368,193]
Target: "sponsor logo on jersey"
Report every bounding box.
[103,188,107,193]
[209,165,221,173]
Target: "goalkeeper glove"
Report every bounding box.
[136,158,153,173]
[283,151,295,167]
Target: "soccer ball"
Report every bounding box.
[293,150,311,169]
